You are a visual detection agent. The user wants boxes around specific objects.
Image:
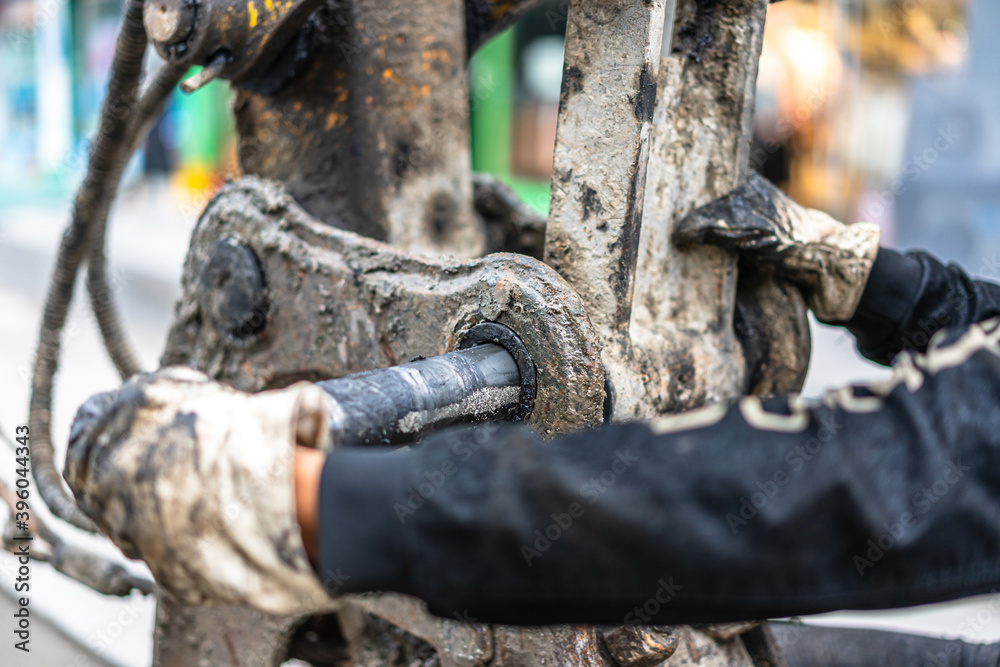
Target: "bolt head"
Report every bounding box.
[143,0,194,46]
[199,238,269,342]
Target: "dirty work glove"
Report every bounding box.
[63,366,336,615]
[675,171,880,322]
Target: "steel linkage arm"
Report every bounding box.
[546,0,808,427]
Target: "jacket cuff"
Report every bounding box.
[317,448,417,595]
[841,247,924,355]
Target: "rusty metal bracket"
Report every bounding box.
[164,176,604,436]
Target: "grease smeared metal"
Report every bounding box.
[234,0,485,258]
[581,185,602,221]
[603,626,679,666]
[633,61,657,123]
[559,65,585,113]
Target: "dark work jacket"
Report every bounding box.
[317,248,1000,626]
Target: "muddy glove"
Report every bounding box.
[675,171,880,322]
[63,366,336,615]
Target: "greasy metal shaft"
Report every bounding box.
[317,344,522,447]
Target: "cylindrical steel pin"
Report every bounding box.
[180,53,228,93]
[143,0,194,46]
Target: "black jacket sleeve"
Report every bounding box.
[842,248,1000,365]
[316,254,1000,626]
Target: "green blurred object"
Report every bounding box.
[469,26,551,217]
[175,72,235,169]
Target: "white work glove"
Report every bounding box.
[675,171,881,322]
[64,366,336,615]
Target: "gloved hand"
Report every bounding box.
[63,366,336,615]
[675,171,880,322]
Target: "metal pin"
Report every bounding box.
[180,54,228,94]
[143,0,194,46]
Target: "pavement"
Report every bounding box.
[0,181,997,665]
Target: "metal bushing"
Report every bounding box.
[459,322,536,422]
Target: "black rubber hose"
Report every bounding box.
[29,0,152,532]
[87,62,187,382]
[86,208,140,380]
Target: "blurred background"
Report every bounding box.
[0,0,998,664]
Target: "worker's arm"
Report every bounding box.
[312,315,1000,626]
[842,247,1000,365]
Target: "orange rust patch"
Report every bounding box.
[325,111,347,129]
[491,2,515,19]
[422,49,451,63]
